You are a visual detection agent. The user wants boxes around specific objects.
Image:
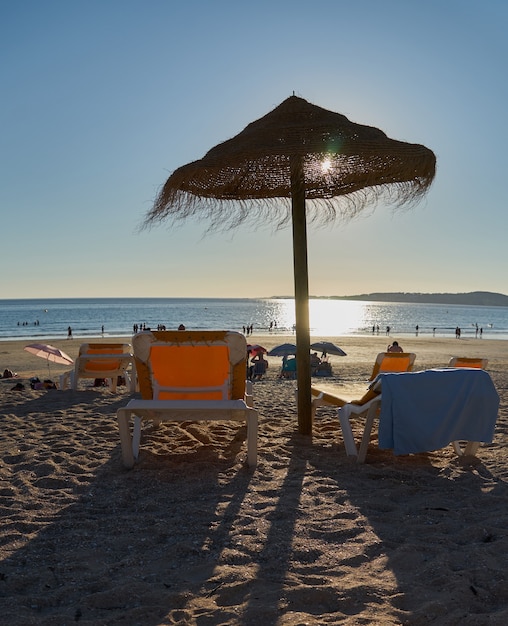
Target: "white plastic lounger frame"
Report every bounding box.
[339,371,494,463]
[60,343,136,392]
[337,394,480,463]
[338,395,383,461]
[117,399,258,468]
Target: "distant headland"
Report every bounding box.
[269,291,508,307]
[324,291,508,307]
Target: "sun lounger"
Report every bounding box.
[116,330,258,468]
[339,368,499,462]
[60,343,135,391]
[309,351,416,423]
[448,356,488,369]
[369,352,416,381]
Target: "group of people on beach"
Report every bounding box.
[243,321,281,335]
[373,323,485,339]
[131,323,187,333]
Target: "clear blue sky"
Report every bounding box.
[1,0,507,299]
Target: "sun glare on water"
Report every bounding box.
[269,299,370,336]
[309,299,368,336]
[321,158,332,173]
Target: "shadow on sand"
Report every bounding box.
[1,382,508,624]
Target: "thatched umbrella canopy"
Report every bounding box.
[144,95,436,435]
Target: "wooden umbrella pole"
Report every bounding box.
[290,155,312,435]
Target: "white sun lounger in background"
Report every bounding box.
[60,343,135,392]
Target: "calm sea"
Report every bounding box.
[1,298,508,342]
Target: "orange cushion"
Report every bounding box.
[151,344,229,400]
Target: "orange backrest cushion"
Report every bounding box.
[150,344,230,400]
[370,352,414,381]
[450,357,486,369]
[79,343,128,372]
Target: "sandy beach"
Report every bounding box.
[1,333,507,625]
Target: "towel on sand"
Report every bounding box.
[378,368,499,455]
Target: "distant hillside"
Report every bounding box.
[333,291,508,307]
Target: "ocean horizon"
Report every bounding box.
[1,297,508,342]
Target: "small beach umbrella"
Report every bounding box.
[24,343,73,377]
[247,343,267,356]
[267,343,298,357]
[144,95,436,435]
[310,341,347,357]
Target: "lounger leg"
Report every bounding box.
[245,380,254,408]
[129,364,137,392]
[246,411,258,467]
[117,408,135,468]
[338,406,358,457]
[357,403,379,463]
[132,415,142,460]
[452,440,480,456]
[59,371,70,390]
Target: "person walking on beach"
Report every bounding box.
[67,326,72,339]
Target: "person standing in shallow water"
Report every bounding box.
[67,326,72,339]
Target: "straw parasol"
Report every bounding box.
[144,95,436,435]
